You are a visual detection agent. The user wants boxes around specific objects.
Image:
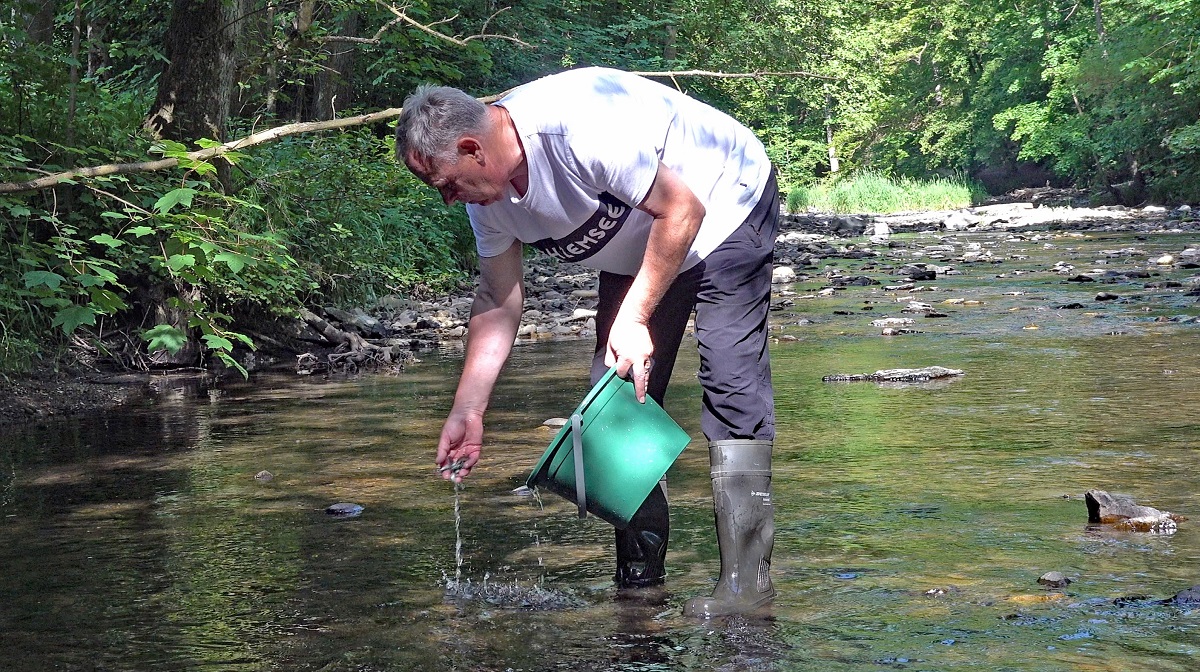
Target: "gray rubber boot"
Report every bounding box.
[614,479,669,588]
[683,440,775,617]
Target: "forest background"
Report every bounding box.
[1,0,1198,375]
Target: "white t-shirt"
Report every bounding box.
[466,67,771,276]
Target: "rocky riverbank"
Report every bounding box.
[3,192,1196,428]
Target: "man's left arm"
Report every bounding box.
[606,161,706,402]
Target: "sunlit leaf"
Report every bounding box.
[166,254,196,271]
[142,324,188,354]
[202,333,234,351]
[154,187,197,214]
[90,233,124,248]
[213,251,256,273]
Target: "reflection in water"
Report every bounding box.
[2,231,1200,670]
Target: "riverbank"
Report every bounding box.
[2,193,1195,428]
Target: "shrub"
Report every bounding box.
[785,186,809,213]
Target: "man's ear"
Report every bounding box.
[457,137,483,163]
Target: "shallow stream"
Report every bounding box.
[3,230,1200,671]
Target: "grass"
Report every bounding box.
[786,172,982,214]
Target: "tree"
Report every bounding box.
[144,0,250,149]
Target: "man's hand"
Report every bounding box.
[606,162,705,403]
[436,409,484,482]
[605,318,654,402]
[431,241,524,482]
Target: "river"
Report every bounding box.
[2,229,1199,671]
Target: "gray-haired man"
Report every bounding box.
[396,67,778,617]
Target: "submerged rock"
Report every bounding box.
[823,366,965,382]
[1084,489,1184,533]
[1114,586,1200,608]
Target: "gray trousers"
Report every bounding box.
[590,170,778,442]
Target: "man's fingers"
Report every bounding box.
[632,360,649,403]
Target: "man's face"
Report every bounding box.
[406,143,505,207]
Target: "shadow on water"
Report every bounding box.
[3,230,1200,670]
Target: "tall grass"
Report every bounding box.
[787,172,981,214]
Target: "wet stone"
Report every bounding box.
[325,502,364,518]
[1167,586,1200,606]
[1038,571,1072,588]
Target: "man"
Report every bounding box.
[395,67,778,617]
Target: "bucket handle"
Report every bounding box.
[570,413,586,519]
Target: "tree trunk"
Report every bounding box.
[144,0,247,147]
[20,0,57,45]
[86,16,110,78]
[142,0,249,366]
[292,0,317,122]
[825,89,839,174]
[311,12,359,121]
[67,0,82,149]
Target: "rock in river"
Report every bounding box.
[1037,571,1072,589]
[1084,489,1183,533]
[823,366,965,383]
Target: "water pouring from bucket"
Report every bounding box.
[526,367,691,528]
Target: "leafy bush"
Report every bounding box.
[239,129,474,304]
[785,187,809,213]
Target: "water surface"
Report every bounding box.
[3,230,1200,671]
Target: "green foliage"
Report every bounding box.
[785,186,809,214]
[238,129,473,303]
[4,0,1200,377]
[804,172,976,214]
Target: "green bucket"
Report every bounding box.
[526,367,691,528]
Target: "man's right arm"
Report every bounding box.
[435,240,525,481]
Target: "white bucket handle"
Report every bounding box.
[570,413,586,519]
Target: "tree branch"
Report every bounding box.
[377,3,531,48]
[630,69,837,81]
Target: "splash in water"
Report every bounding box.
[442,482,580,609]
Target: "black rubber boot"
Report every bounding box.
[683,440,775,617]
[614,479,670,588]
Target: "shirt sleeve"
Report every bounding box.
[467,206,517,258]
